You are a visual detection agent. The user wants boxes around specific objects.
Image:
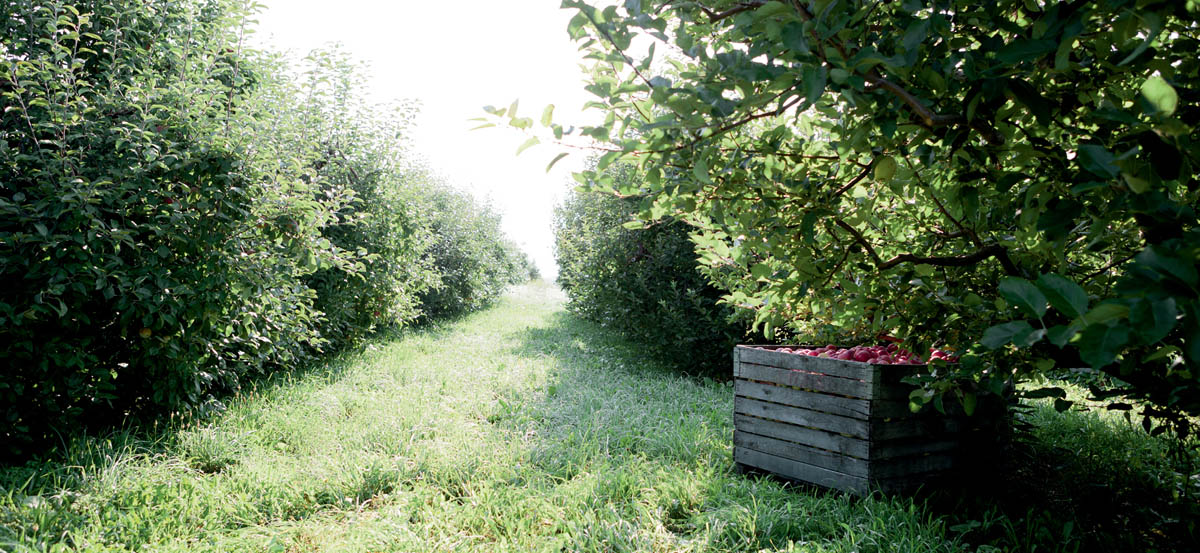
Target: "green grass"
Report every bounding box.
[1,281,1196,552]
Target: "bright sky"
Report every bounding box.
[252,0,597,278]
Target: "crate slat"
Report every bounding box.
[735,396,870,439]
[735,379,871,419]
[737,346,874,382]
[872,415,969,441]
[736,362,873,399]
[734,430,870,477]
[870,399,916,420]
[735,447,870,495]
[733,414,870,459]
[871,453,957,479]
[871,438,959,460]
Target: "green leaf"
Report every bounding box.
[1130,297,1177,344]
[1119,12,1163,66]
[999,277,1048,319]
[1143,345,1180,363]
[1007,79,1052,125]
[1077,324,1131,367]
[1140,76,1178,116]
[802,64,826,107]
[1077,145,1120,179]
[1136,246,1198,286]
[515,137,540,156]
[960,391,977,416]
[750,263,772,280]
[982,320,1036,349]
[901,18,930,52]
[1078,302,1130,326]
[545,152,569,173]
[781,21,810,54]
[1019,328,1047,347]
[692,158,712,184]
[1046,324,1078,347]
[996,38,1057,65]
[541,104,555,127]
[1035,273,1088,319]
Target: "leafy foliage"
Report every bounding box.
[555,163,747,374]
[0,0,351,457]
[512,0,1200,433]
[290,50,438,348]
[417,185,534,319]
[0,2,534,458]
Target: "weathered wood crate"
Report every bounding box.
[733,344,997,495]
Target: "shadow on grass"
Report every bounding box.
[504,310,962,552]
[918,405,1200,553]
[506,309,1200,553]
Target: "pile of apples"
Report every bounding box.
[763,344,959,365]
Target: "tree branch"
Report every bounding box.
[699,2,766,23]
[819,246,853,287]
[834,219,1018,273]
[834,219,883,266]
[863,75,959,127]
[878,245,1012,271]
[790,1,1005,149]
[676,92,803,151]
[580,7,655,89]
[1083,252,1138,283]
[864,75,1005,145]
[832,163,873,197]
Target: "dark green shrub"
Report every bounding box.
[0,0,354,458]
[553,163,747,375]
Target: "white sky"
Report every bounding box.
[252,0,598,278]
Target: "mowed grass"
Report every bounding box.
[2,281,1197,552]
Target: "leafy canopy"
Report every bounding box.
[500,0,1200,430]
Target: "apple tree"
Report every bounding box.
[512,0,1199,433]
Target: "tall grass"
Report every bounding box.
[1,281,1195,552]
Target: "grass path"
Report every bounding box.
[3,282,1195,552]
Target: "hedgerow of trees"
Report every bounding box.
[0,0,533,458]
[555,161,748,375]
[495,0,1199,436]
[418,184,539,319]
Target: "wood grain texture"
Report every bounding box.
[736,362,872,398]
[735,396,871,438]
[871,438,960,460]
[871,453,957,479]
[733,414,870,459]
[735,379,872,419]
[734,447,869,495]
[737,346,875,382]
[735,430,870,477]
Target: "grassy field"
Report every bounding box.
[2,281,1197,552]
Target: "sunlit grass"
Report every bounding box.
[1,281,1196,552]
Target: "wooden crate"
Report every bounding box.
[732,344,995,495]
